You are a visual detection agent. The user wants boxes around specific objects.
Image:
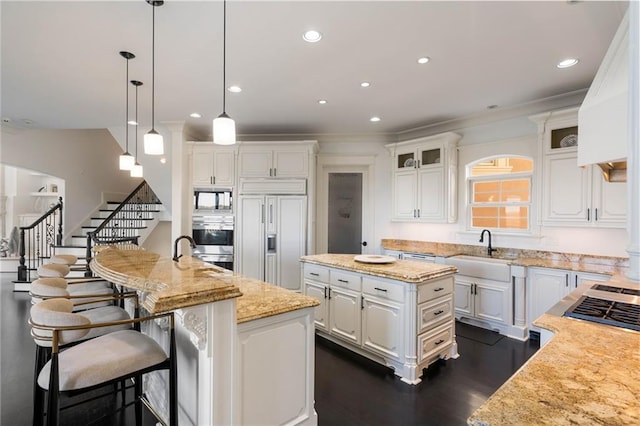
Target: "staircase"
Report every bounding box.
[13,181,163,291]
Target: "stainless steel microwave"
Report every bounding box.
[193,188,232,212]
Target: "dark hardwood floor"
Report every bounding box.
[1,273,539,425]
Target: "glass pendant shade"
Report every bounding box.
[213,113,236,145]
[130,162,144,178]
[119,152,135,170]
[144,129,164,155]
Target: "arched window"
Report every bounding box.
[467,156,533,231]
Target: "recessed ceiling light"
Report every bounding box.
[189,113,202,118]
[128,120,139,125]
[160,158,167,164]
[228,85,242,93]
[417,57,430,64]
[370,116,381,122]
[557,58,579,68]
[303,30,322,43]
[361,81,371,88]
[318,99,327,104]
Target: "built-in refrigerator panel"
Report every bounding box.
[237,194,307,292]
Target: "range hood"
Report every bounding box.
[578,11,628,182]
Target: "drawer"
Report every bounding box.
[417,297,453,334]
[417,323,453,363]
[362,277,405,303]
[329,270,361,292]
[417,276,453,304]
[303,263,329,282]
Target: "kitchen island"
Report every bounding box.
[300,253,458,384]
[91,244,319,426]
[467,274,640,425]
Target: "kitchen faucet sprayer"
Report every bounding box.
[479,229,498,257]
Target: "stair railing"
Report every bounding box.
[85,181,161,276]
[17,197,63,282]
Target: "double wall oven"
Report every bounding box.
[192,188,234,270]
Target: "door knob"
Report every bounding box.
[361,241,368,247]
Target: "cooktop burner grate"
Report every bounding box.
[564,296,640,332]
[592,284,640,297]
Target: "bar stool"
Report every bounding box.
[30,278,114,311]
[30,298,177,426]
[49,254,78,266]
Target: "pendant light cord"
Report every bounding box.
[125,58,129,152]
[151,3,156,129]
[222,0,226,114]
[135,84,139,158]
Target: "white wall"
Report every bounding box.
[0,127,140,239]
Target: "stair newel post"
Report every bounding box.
[17,227,27,282]
[85,234,93,277]
[56,197,63,246]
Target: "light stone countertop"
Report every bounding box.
[382,239,629,276]
[91,245,318,321]
[300,253,457,283]
[468,274,640,426]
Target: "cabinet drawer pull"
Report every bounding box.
[337,279,349,284]
[309,272,319,277]
[433,310,444,316]
[433,287,445,292]
[434,339,445,346]
[373,287,388,292]
[323,287,327,299]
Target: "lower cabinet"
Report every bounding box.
[454,275,510,329]
[527,267,611,331]
[302,262,457,384]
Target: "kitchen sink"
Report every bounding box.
[446,255,512,282]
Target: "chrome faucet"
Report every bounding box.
[479,229,497,257]
[173,235,196,262]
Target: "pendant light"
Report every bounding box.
[213,0,236,145]
[119,51,135,170]
[131,80,144,178]
[144,0,164,155]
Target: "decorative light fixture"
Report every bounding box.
[119,51,135,170]
[213,0,236,145]
[131,80,144,178]
[144,0,164,155]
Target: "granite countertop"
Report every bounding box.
[91,245,318,320]
[382,239,629,276]
[300,253,457,283]
[468,274,640,425]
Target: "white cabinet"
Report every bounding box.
[238,142,316,178]
[543,152,626,227]
[302,261,456,384]
[191,145,235,187]
[527,267,611,330]
[531,107,626,228]
[237,195,307,291]
[386,132,460,223]
[454,275,510,327]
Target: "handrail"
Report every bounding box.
[85,181,160,276]
[17,197,63,282]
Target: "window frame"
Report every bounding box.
[466,156,534,234]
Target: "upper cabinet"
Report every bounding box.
[386,132,461,223]
[191,145,236,187]
[531,108,626,228]
[238,141,318,178]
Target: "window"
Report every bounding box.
[468,156,533,231]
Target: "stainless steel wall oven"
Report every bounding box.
[192,214,234,271]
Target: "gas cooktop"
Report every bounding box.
[563,283,640,332]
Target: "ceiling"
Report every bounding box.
[1,1,628,141]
